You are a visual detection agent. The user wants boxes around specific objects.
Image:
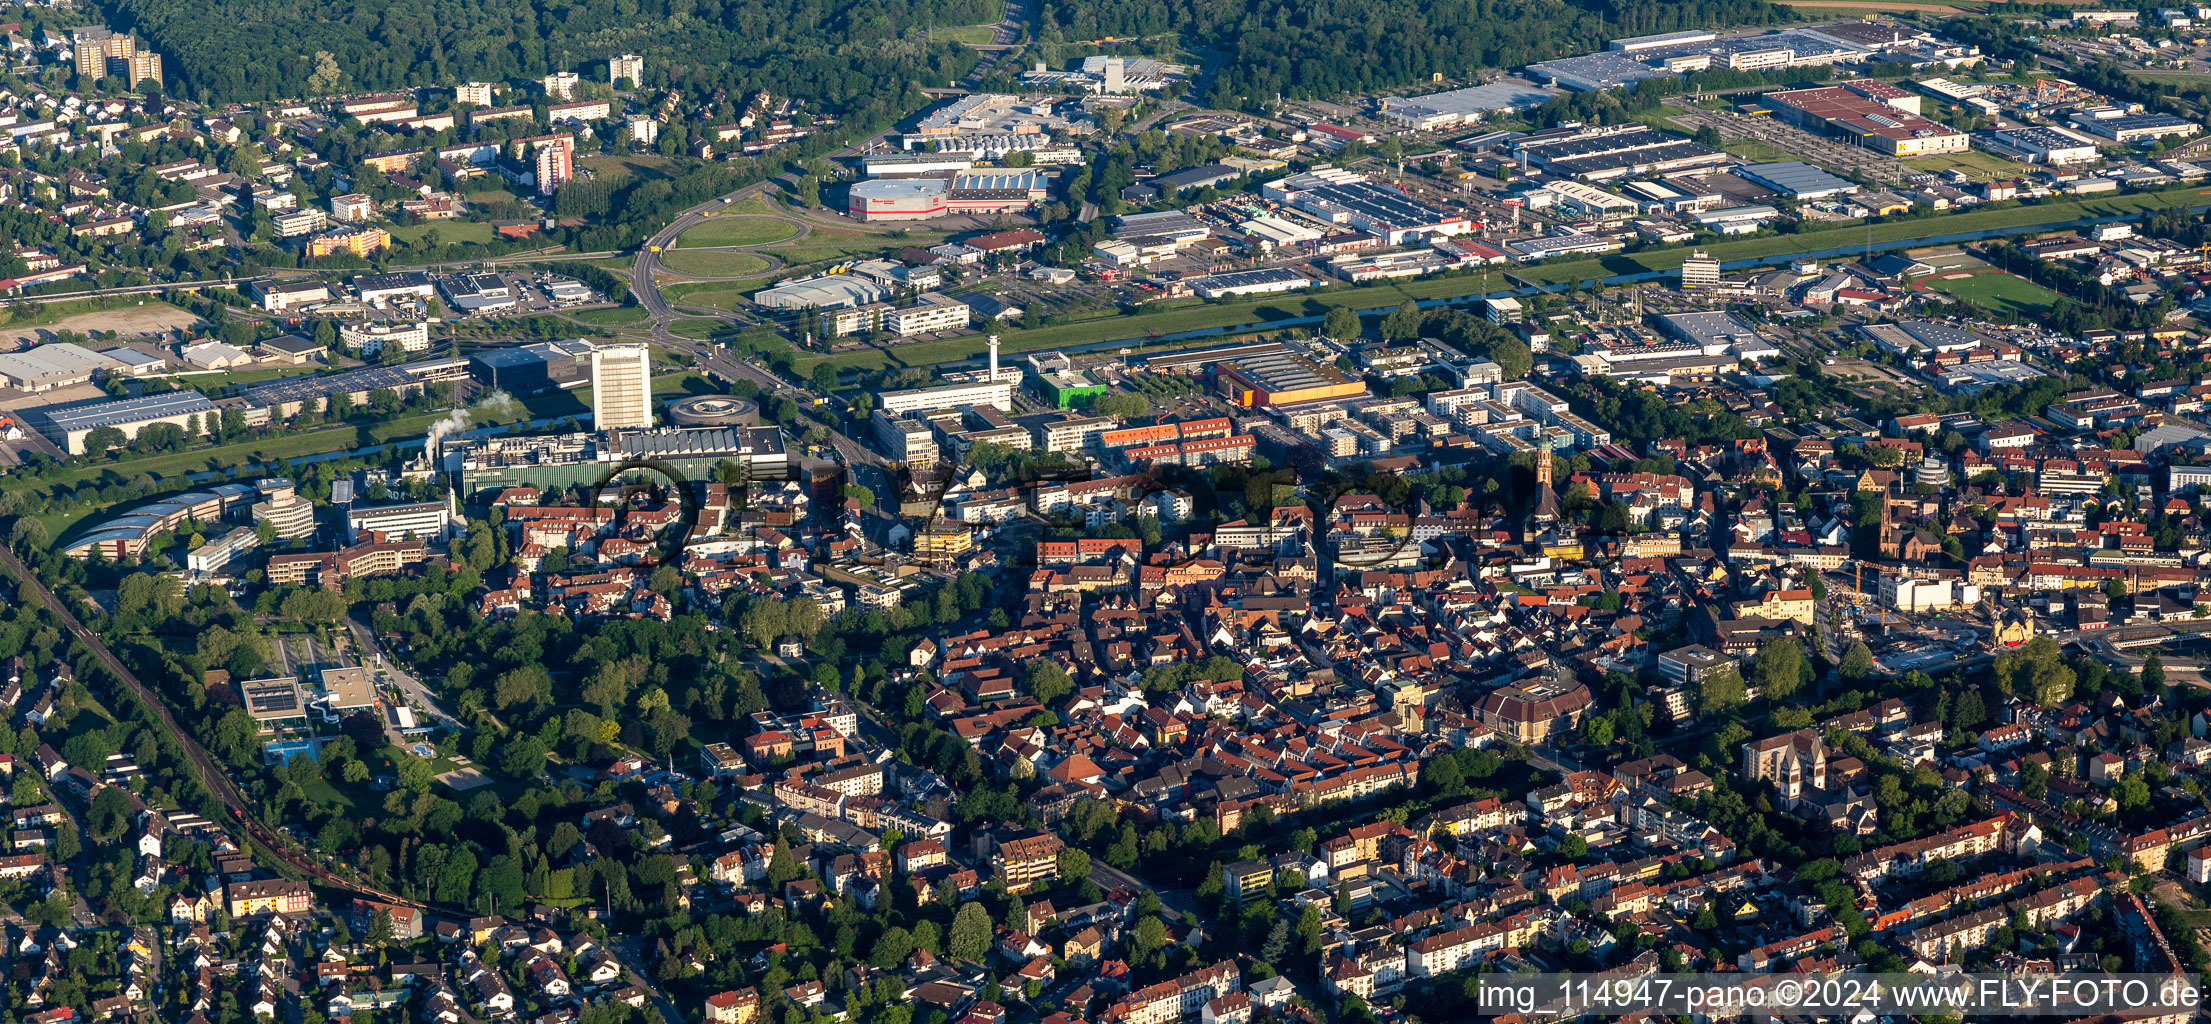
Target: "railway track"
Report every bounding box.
[0,545,437,914]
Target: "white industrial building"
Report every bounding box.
[346,498,458,543]
[1977,125,2102,165]
[1880,576,1980,613]
[0,342,123,392]
[42,391,219,455]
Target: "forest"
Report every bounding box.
[94,0,998,108]
[1036,0,1789,109]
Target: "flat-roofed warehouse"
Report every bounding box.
[241,358,469,419]
[41,391,220,454]
[1214,349,1368,407]
[1976,125,2101,165]
[1192,267,1314,299]
[1510,127,1728,182]
[1734,160,1860,199]
[753,275,893,310]
[1763,82,1968,156]
[0,342,123,392]
[1377,77,1560,131]
[2066,111,2203,144]
[447,425,789,495]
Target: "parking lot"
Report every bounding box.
[439,270,605,318]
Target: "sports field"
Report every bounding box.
[1922,272,2067,319]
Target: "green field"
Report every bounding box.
[2124,71,2211,87]
[935,24,1000,44]
[659,250,773,277]
[708,195,786,218]
[1908,148,2038,179]
[387,219,496,245]
[567,306,652,325]
[580,154,683,181]
[676,216,800,248]
[660,280,776,310]
[794,182,2211,373]
[1923,272,2067,319]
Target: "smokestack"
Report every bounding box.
[989,334,1000,381]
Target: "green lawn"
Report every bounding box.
[388,220,496,245]
[796,182,2211,373]
[676,217,800,248]
[706,194,789,218]
[1907,148,2038,179]
[1923,272,2067,319]
[2124,71,2211,87]
[581,154,682,182]
[661,279,779,310]
[568,306,652,325]
[659,250,773,277]
[667,319,730,340]
[935,24,1000,44]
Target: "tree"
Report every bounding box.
[841,484,876,509]
[88,787,132,839]
[1951,689,1988,731]
[1995,636,2075,707]
[1754,639,1807,701]
[1559,834,1587,859]
[367,908,395,947]
[1840,642,1876,682]
[1488,336,1533,381]
[869,926,916,969]
[1021,661,1074,705]
[2144,652,2167,691]
[82,426,126,454]
[1057,847,1091,884]
[948,902,992,961]
[1698,666,1746,714]
[1380,300,1423,342]
[1323,305,1361,340]
[306,50,345,94]
[1425,752,1466,797]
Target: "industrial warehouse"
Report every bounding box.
[845,170,1052,221]
[1213,349,1368,407]
[1261,170,1472,244]
[443,425,790,496]
[1762,82,1970,156]
[1506,126,1730,182]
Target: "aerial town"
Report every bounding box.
[14,2,2211,1024]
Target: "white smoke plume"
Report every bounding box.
[424,389,519,456]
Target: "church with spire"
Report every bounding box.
[1524,434,1562,543]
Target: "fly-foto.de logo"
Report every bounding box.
[585,459,705,571]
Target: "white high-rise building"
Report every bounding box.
[591,345,653,430]
[610,54,645,87]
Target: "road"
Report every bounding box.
[1088,860,1199,926]
[344,611,460,731]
